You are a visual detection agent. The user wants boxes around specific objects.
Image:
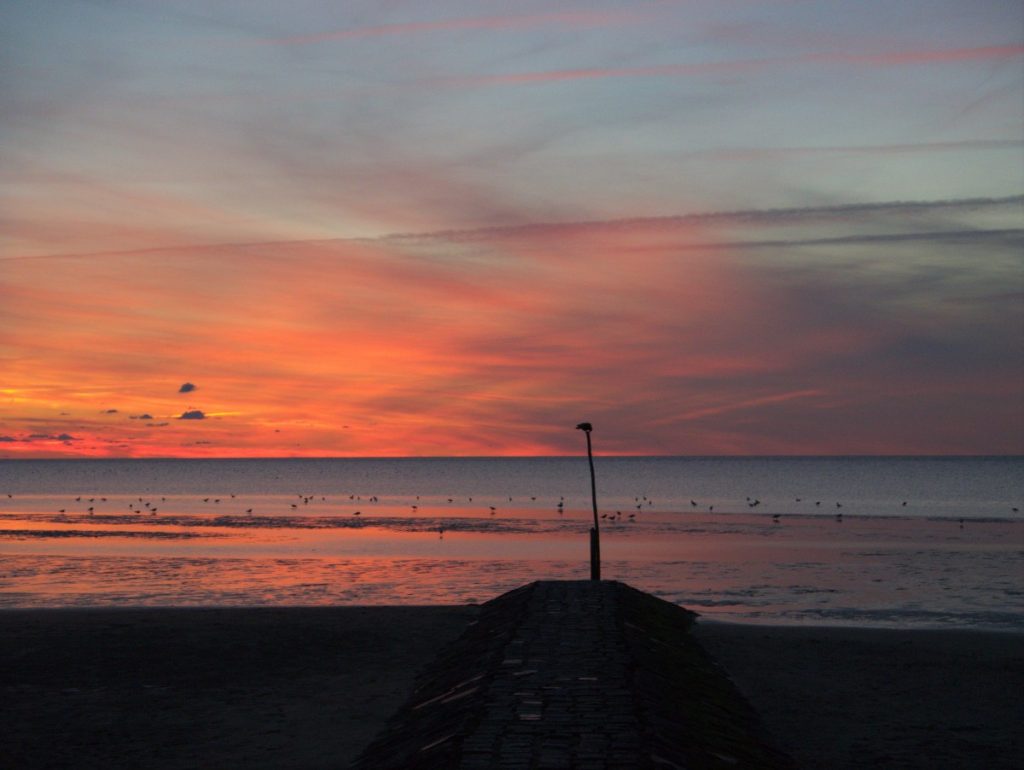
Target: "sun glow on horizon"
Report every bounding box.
[4,196,1022,459]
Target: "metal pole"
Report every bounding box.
[577,423,600,581]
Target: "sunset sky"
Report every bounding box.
[2,0,1022,458]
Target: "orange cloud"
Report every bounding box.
[2,197,1020,457]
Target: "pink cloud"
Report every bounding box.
[429,44,1024,88]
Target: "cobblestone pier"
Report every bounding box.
[352,581,796,769]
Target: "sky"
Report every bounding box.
[1,0,1022,458]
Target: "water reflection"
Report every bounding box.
[0,503,1020,631]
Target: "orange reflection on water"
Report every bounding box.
[1,508,1020,630]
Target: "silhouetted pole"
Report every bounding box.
[576,422,600,581]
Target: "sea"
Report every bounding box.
[1,457,1021,631]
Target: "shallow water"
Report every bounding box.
[1,457,1021,629]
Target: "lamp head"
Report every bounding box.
[575,422,593,432]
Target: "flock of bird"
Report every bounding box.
[5,490,1019,525]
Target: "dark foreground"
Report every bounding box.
[1,602,1020,769]
[693,622,1023,769]
[353,580,794,768]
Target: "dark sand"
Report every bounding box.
[1,606,478,769]
[693,623,1023,770]
[2,607,1021,769]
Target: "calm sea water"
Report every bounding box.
[1,457,1021,630]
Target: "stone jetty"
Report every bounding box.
[352,580,797,769]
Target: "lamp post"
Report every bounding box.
[576,422,600,581]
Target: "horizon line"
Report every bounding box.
[2,453,1020,461]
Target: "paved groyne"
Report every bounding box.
[352,580,797,769]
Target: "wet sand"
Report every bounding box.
[2,607,1021,769]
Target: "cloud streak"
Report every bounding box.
[256,9,648,45]
[699,140,1024,160]
[429,44,1024,87]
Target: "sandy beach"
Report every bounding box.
[2,606,1020,769]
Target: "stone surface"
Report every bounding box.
[351,581,797,769]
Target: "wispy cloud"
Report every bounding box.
[256,9,648,46]
[429,44,1024,87]
[699,139,1024,160]
[827,44,1024,66]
